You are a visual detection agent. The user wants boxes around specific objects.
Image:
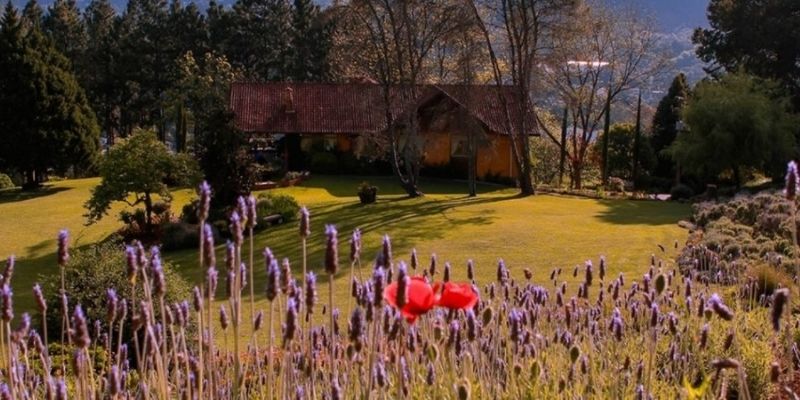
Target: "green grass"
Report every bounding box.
[0,175,690,337]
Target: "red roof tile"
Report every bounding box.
[229,82,537,136]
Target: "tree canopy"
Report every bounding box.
[693,0,800,106]
[668,73,798,187]
[0,3,100,187]
[650,73,690,180]
[85,129,200,227]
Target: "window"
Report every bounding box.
[451,135,469,158]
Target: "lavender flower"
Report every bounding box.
[372,267,385,307]
[305,272,317,313]
[411,249,418,270]
[57,230,69,267]
[33,284,46,313]
[381,234,392,268]
[151,249,165,298]
[325,225,338,275]
[299,206,310,238]
[284,299,298,346]
[203,223,216,268]
[106,289,118,323]
[0,285,12,322]
[348,307,365,351]
[396,262,409,308]
[771,288,789,331]
[125,246,138,283]
[429,254,437,276]
[443,262,451,283]
[198,181,211,221]
[467,259,474,281]
[253,311,263,331]
[230,211,243,247]
[72,305,90,348]
[785,161,799,200]
[265,259,280,302]
[246,194,257,230]
[350,229,361,262]
[584,260,593,286]
[219,306,229,331]
[708,293,734,321]
[108,365,121,395]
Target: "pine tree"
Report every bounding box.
[651,73,690,180]
[21,0,44,31]
[43,0,88,66]
[84,0,121,145]
[230,0,292,80]
[0,9,100,187]
[289,0,331,81]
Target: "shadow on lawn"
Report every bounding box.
[300,175,512,197]
[0,186,69,205]
[594,199,689,226]
[167,192,521,286]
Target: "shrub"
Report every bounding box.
[606,177,625,193]
[357,181,378,204]
[0,173,14,190]
[309,152,338,173]
[670,184,694,200]
[181,200,200,224]
[39,238,193,347]
[256,193,300,226]
[161,221,199,251]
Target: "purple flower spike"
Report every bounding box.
[786,161,799,200]
[325,225,338,275]
[198,181,211,222]
[57,230,69,267]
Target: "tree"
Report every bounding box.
[651,73,689,180]
[591,123,656,182]
[83,0,122,145]
[668,73,798,188]
[42,0,87,67]
[538,2,665,189]
[289,0,332,81]
[0,7,100,187]
[168,51,255,208]
[85,129,200,228]
[466,0,578,195]
[229,0,292,80]
[334,0,469,197]
[21,0,44,30]
[693,0,800,106]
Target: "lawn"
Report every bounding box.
[1,175,690,331]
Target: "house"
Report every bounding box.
[229,82,537,180]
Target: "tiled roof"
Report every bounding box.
[229,82,537,136]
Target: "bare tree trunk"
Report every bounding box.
[558,107,568,187]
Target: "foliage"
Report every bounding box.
[651,73,690,180]
[0,6,100,187]
[84,129,200,228]
[308,151,338,174]
[357,181,378,204]
[670,184,694,201]
[170,51,255,209]
[592,123,657,182]
[668,73,798,186]
[39,238,192,349]
[693,0,800,106]
[255,192,300,225]
[0,173,14,190]
[530,136,561,186]
[160,221,199,251]
[679,191,799,278]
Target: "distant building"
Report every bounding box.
[229,82,537,180]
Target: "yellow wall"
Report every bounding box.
[420,130,517,179]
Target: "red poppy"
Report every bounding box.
[383,276,435,323]
[434,282,479,310]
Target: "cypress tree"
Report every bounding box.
[651,73,690,180]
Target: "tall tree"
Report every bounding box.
[289,0,331,81]
[335,0,469,197]
[21,0,44,30]
[0,6,100,187]
[693,0,800,106]
[43,0,87,67]
[83,0,122,145]
[668,73,798,187]
[538,2,664,189]
[116,0,170,137]
[650,73,689,181]
[229,0,292,80]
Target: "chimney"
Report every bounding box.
[283,86,295,114]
